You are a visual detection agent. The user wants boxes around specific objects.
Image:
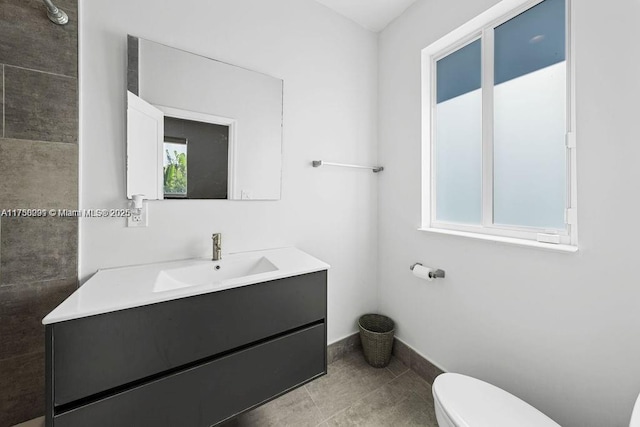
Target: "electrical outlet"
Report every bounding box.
[127,204,148,227]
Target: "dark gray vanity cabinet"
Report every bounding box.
[45,270,327,427]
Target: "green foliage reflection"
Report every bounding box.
[164,150,187,195]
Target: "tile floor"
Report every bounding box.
[222,350,439,427]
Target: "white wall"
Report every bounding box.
[79,0,379,343]
[378,1,640,427]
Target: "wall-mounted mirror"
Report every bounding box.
[126,36,283,201]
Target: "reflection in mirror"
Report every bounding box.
[163,115,229,199]
[126,35,283,201]
[163,136,188,198]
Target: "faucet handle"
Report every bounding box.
[211,233,222,261]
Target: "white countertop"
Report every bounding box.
[43,247,330,325]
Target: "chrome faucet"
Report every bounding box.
[212,233,222,261]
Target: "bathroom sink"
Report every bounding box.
[153,256,278,292]
[43,247,330,324]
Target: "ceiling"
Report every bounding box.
[314,0,419,32]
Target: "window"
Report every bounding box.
[421,0,576,249]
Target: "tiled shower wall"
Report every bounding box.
[0,0,78,425]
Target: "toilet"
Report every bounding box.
[433,373,640,427]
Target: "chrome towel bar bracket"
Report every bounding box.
[312,160,384,173]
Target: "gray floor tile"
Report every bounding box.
[326,393,436,427]
[12,416,44,427]
[222,350,437,427]
[228,386,323,427]
[305,351,395,420]
[386,356,409,377]
[324,371,437,427]
[389,370,434,404]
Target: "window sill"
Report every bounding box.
[417,227,578,253]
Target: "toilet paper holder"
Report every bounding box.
[410,263,445,279]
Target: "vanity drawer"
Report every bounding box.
[53,323,326,427]
[51,270,327,407]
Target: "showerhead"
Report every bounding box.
[42,0,68,25]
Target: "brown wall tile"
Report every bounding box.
[1,65,4,137]
[0,138,78,209]
[0,278,77,360]
[1,217,77,286]
[392,338,444,385]
[410,351,444,385]
[392,338,412,367]
[4,66,77,143]
[327,332,362,364]
[0,1,79,422]
[127,35,139,95]
[0,0,77,77]
[0,351,45,427]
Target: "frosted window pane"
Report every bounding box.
[493,0,566,230]
[494,0,566,85]
[435,41,482,225]
[437,39,482,103]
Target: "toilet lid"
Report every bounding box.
[432,373,561,427]
[630,391,640,427]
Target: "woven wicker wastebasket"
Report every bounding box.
[358,314,395,368]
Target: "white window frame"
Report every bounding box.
[420,0,577,252]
